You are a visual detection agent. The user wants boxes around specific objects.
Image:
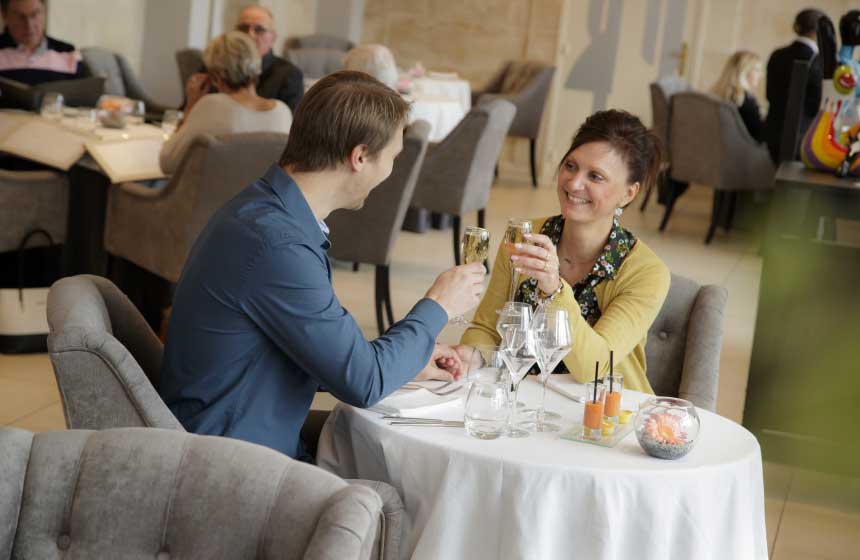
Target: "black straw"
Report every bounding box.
[609,350,614,392]
[593,361,599,402]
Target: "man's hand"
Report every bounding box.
[414,344,464,382]
[452,344,479,371]
[425,263,486,319]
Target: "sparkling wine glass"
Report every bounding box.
[520,305,572,432]
[451,226,490,325]
[503,218,532,300]
[496,302,535,438]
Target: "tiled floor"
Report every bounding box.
[2,165,857,559]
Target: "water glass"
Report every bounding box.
[467,344,506,383]
[128,100,146,125]
[161,109,182,137]
[464,380,510,440]
[40,92,64,120]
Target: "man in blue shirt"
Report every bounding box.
[160,70,485,461]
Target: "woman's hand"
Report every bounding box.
[183,72,211,115]
[414,344,465,382]
[510,233,561,296]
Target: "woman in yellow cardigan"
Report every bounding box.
[460,110,670,393]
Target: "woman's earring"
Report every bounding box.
[615,207,623,217]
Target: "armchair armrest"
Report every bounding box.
[678,285,727,412]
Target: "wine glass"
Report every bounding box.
[128,100,146,125]
[451,226,490,325]
[161,109,182,137]
[40,92,64,120]
[503,218,532,300]
[520,305,572,432]
[463,344,510,439]
[496,302,535,438]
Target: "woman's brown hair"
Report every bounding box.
[560,109,663,205]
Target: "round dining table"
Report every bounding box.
[316,376,768,560]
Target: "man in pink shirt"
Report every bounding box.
[0,0,82,85]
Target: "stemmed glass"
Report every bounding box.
[520,305,572,432]
[40,92,63,120]
[496,302,536,438]
[503,218,532,300]
[451,226,490,325]
[128,100,146,125]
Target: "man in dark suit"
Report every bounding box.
[763,9,825,163]
[186,5,304,113]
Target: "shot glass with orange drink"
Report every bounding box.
[604,374,623,425]
[583,380,606,440]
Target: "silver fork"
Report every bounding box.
[401,382,462,396]
[402,380,454,392]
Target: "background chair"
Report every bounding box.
[0,427,382,559]
[46,274,406,560]
[643,75,690,211]
[644,273,728,412]
[665,91,775,243]
[104,132,288,284]
[175,48,203,93]
[0,170,68,253]
[327,121,431,335]
[285,48,344,80]
[472,60,555,187]
[410,99,516,264]
[81,47,170,116]
[284,33,354,52]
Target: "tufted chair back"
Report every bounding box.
[0,427,382,559]
[644,273,727,412]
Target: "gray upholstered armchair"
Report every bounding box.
[666,91,775,243]
[46,274,406,560]
[473,61,556,187]
[0,427,383,559]
[327,120,431,335]
[0,170,68,253]
[284,34,354,52]
[175,47,203,92]
[643,75,690,212]
[410,98,516,264]
[285,48,344,80]
[104,132,287,283]
[645,273,728,412]
[81,47,170,116]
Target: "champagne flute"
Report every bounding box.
[503,218,532,300]
[451,226,490,325]
[520,305,572,432]
[496,302,535,438]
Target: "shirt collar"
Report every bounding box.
[261,164,330,250]
[795,36,819,56]
[0,28,47,55]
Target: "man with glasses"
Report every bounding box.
[187,5,303,113]
[0,0,83,85]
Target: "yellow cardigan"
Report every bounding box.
[461,216,670,394]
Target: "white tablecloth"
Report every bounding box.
[408,94,467,142]
[317,376,768,560]
[410,75,472,114]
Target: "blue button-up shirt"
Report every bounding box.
[160,164,448,459]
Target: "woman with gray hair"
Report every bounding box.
[160,31,293,174]
[342,44,398,89]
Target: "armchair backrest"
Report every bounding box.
[645,273,727,412]
[175,48,203,91]
[669,91,774,192]
[411,99,516,216]
[81,47,126,96]
[649,75,690,159]
[46,275,181,430]
[0,427,381,559]
[480,60,555,139]
[285,48,344,79]
[285,34,354,52]
[327,120,431,266]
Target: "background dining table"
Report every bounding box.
[317,375,768,560]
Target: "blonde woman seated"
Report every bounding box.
[711,50,765,142]
[160,31,293,174]
[459,110,670,393]
[341,44,398,89]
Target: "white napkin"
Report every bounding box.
[546,378,585,403]
[370,387,463,416]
